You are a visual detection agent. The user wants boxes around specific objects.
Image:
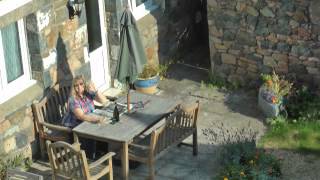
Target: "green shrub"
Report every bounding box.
[213,123,282,180]
[266,116,287,131]
[158,62,172,79]
[0,154,32,179]
[202,72,241,90]
[216,140,281,180]
[286,86,320,122]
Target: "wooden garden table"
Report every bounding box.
[73,91,178,180]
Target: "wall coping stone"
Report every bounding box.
[0,83,43,122]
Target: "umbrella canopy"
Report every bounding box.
[115,8,147,84]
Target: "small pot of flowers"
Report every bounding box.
[134,63,160,94]
[258,71,293,118]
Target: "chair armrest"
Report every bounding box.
[129,143,150,150]
[89,152,116,169]
[39,122,72,133]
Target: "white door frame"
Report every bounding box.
[87,0,110,91]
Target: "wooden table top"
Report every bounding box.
[73,91,179,142]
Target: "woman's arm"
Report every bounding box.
[73,107,103,123]
[86,81,108,105]
[94,90,108,105]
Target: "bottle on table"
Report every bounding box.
[113,103,119,122]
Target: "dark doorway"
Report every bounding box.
[175,0,210,69]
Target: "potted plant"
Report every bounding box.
[134,63,160,94]
[258,71,293,118]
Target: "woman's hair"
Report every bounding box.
[71,75,86,97]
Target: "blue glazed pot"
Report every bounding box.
[134,75,159,94]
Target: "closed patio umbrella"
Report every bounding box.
[115,8,147,84]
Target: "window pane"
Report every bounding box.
[85,0,102,52]
[136,0,155,6]
[136,0,148,6]
[1,22,23,83]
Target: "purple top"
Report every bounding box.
[62,92,96,128]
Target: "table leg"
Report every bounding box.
[121,142,129,180]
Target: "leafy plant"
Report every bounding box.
[138,63,159,79]
[158,63,170,79]
[201,72,241,91]
[205,122,282,180]
[0,154,32,179]
[266,116,287,131]
[216,140,282,180]
[261,71,293,104]
[286,85,320,122]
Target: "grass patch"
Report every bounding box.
[258,121,320,154]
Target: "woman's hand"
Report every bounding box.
[86,81,97,94]
[91,115,104,123]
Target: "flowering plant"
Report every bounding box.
[261,71,293,104]
[216,140,282,180]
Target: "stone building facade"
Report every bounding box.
[0,0,192,161]
[0,0,93,161]
[207,0,320,88]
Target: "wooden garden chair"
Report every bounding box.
[46,141,115,180]
[32,82,73,158]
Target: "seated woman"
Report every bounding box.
[63,75,107,127]
[62,75,108,159]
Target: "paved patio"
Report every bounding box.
[29,63,268,179]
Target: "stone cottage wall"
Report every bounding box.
[0,0,90,161]
[0,107,34,160]
[27,0,90,87]
[207,0,320,88]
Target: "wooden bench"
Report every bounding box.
[128,101,200,179]
[32,82,73,158]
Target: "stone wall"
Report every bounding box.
[0,0,90,161]
[0,107,34,160]
[26,0,90,87]
[207,0,320,88]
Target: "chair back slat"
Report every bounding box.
[55,84,71,118]
[47,141,88,179]
[32,83,71,127]
[181,100,200,128]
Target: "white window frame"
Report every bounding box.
[129,0,158,20]
[0,0,32,17]
[0,19,36,104]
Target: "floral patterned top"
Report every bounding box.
[62,92,96,128]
